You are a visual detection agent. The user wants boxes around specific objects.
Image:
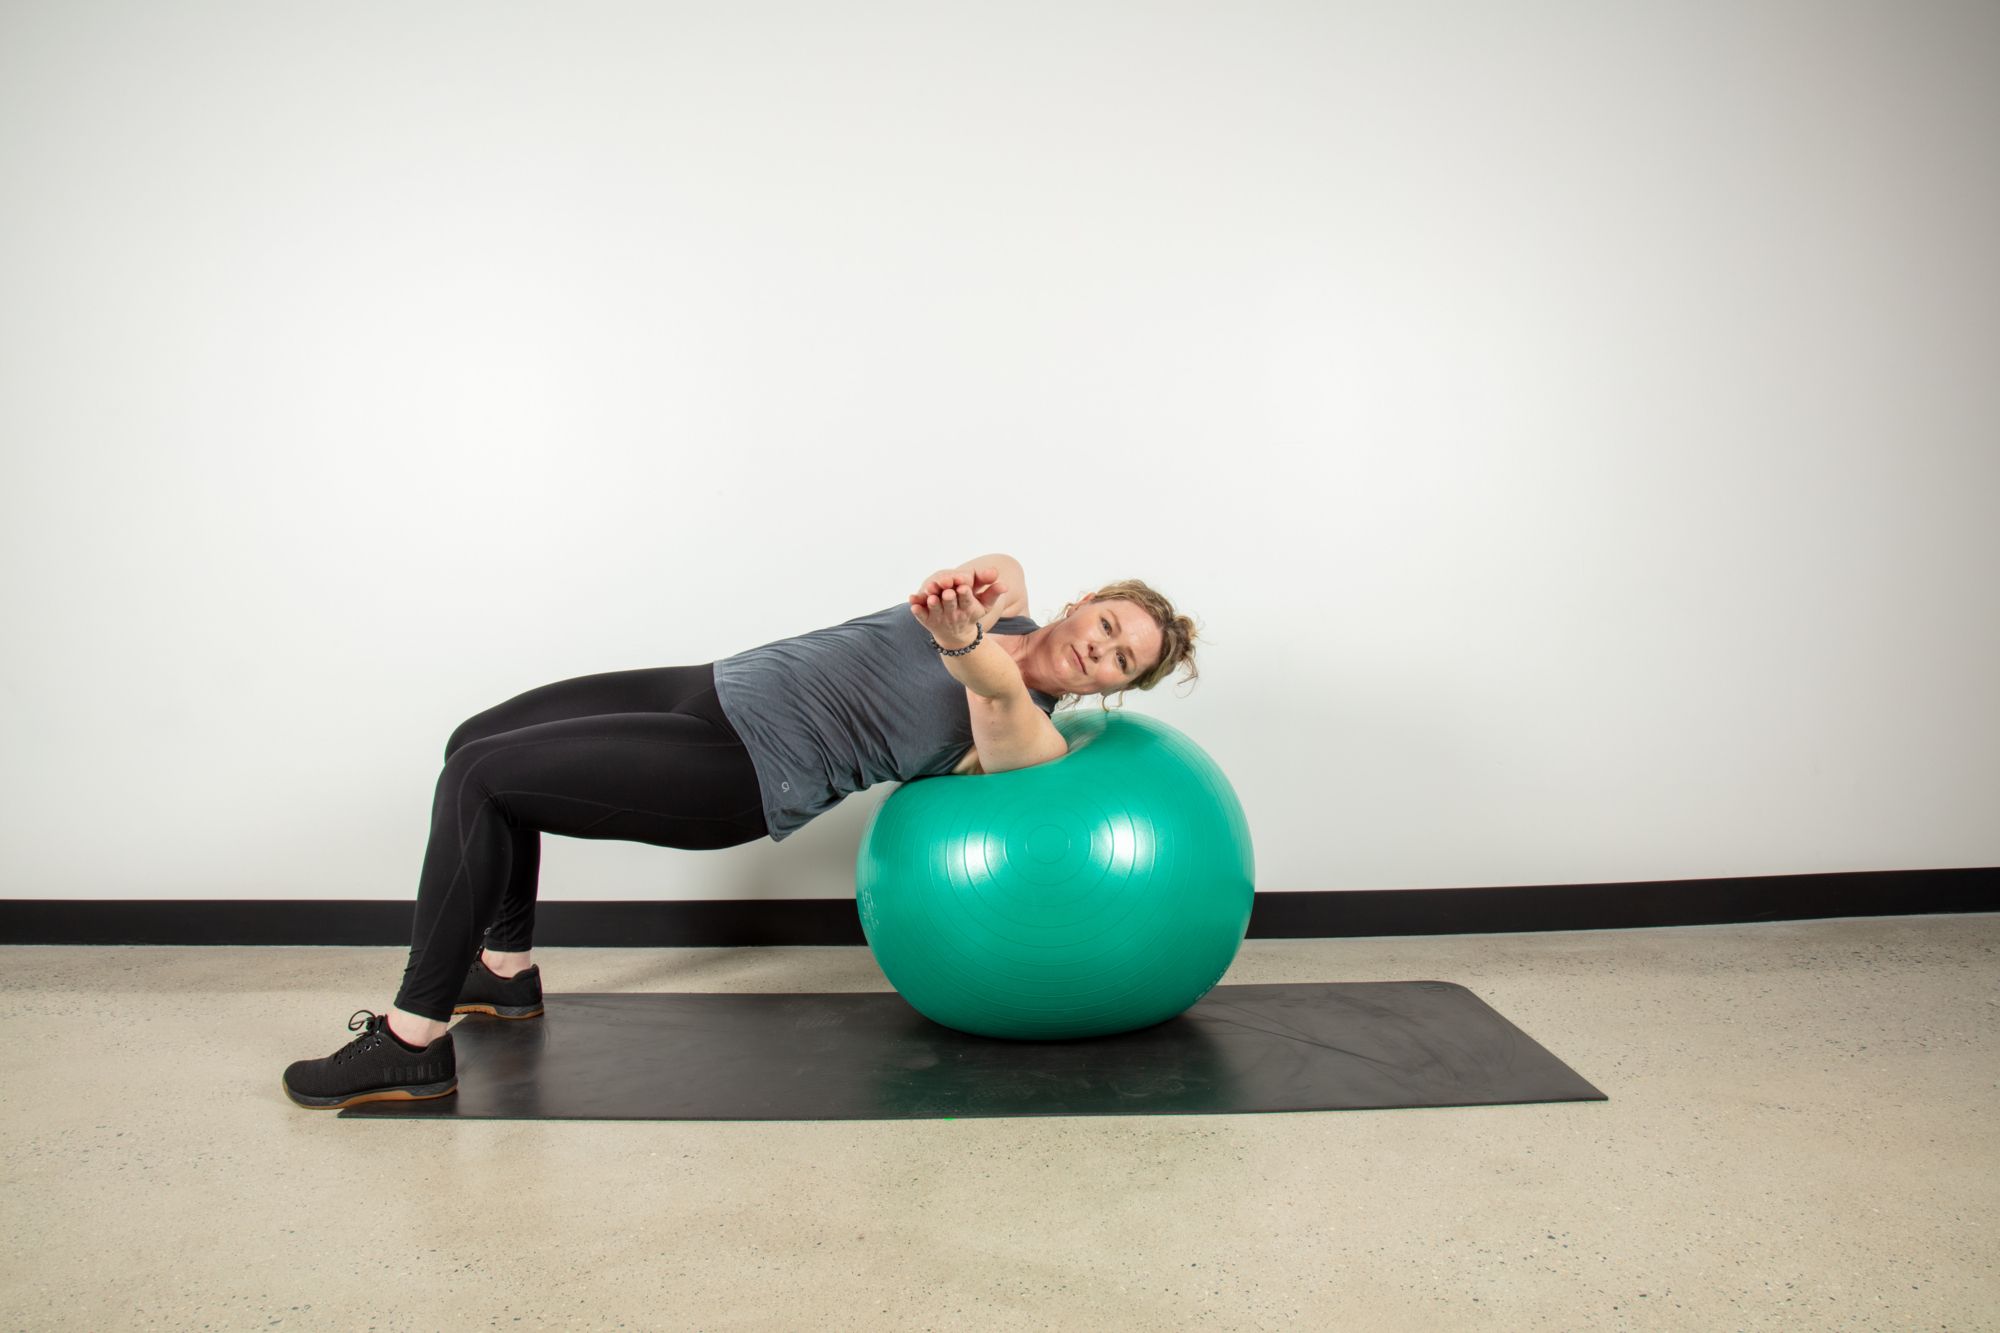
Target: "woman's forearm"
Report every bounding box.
[935,632,1026,700]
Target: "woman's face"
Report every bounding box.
[1052,595,1162,696]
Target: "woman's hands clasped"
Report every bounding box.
[909,567,1007,650]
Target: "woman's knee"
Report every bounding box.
[444,715,490,761]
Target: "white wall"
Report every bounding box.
[2,0,1994,904]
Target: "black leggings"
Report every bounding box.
[393,662,768,1021]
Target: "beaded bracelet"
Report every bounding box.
[929,622,984,657]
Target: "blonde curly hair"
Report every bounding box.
[1046,578,1203,712]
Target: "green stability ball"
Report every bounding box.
[856,709,1255,1041]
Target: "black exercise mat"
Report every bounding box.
[342,980,1606,1121]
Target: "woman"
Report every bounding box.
[282,556,1200,1109]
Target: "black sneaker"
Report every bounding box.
[282,1010,456,1110]
[454,954,544,1019]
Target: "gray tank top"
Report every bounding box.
[711,603,1060,842]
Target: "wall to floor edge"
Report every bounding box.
[0,868,1992,947]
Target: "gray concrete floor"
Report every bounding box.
[1,914,1994,1331]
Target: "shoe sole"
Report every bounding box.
[282,1078,458,1110]
[452,1001,545,1019]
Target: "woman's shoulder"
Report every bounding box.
[992,574,1033,629]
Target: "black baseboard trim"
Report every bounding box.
[1,867,1991,946]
